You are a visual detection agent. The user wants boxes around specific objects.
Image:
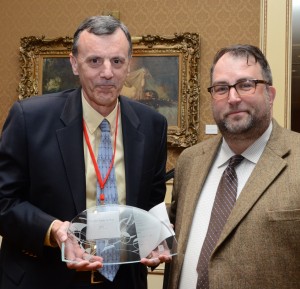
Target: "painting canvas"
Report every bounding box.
[121,56,179,126]
[41,57,80,93]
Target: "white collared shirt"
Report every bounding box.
[178,123,273,289]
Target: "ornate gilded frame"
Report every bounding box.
[18,33,200,147]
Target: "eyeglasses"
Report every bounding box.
[207,79,271,99]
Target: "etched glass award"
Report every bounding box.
[61,203,177,264]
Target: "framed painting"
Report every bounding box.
[18,33,200,147]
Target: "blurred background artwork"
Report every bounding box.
[121,56,179,126]
[42,57,80,93]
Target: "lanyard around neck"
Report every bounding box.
[83,104,120,195]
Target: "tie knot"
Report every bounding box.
[100,119,110,132]
[228,155,244,168]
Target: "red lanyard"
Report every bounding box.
[83,104,120,200]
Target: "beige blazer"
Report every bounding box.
[164,120,300,289]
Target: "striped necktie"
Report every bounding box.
[196,155,244,289]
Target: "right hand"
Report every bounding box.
[51,220,103,271]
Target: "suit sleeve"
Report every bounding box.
[0,102,55,255]
[147,116,168,209]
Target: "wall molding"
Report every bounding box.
[260,0,292,128]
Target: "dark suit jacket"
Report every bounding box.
[164,120,300,289]
[0,88,167,289]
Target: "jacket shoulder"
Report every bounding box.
[180,135,221,157]
[176,135,221,169]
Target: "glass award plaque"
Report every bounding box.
[61,204,177,265]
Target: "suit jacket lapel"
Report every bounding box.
[119,97,145,206]
[56,89,86,214]
[215,121,289,252]
[174,136,222,277]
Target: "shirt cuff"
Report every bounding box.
[44,220,59,247]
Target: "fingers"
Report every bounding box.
[62,232,104,270]
[158,255,172,264]
[50,220,69,247]
[67,260,103,271]
[140,254,172,266]
[56,221,70,243]
[140,257,160,267]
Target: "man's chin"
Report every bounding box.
[221,119,252,134]
[94,91,118,101]
[95,88,114,95]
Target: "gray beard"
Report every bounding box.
[217,112,271,141]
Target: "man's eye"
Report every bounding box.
[88,58,102,67]
[111,58,124,68]
[215,86,228,94]
[239,82,253,90]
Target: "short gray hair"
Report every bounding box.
[72,15,132,57]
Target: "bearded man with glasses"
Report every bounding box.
[164,44,300,289]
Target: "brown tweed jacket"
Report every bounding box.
[164,119,300,289]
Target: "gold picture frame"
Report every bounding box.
[18,33,200,147]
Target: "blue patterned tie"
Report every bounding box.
[96,119,118,204]
[96,119,119,281]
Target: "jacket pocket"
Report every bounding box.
[267,208,300,221]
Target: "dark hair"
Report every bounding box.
[209,44,273,85]
[72,15,132,57]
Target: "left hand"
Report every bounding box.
[140,241,172,267]
[140,254,172,267]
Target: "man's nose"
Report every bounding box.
[227,86,241,103]
[100,60,113,78]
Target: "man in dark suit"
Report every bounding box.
[0,16,168,289]
[164,45,300,289]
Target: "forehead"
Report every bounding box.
[76,28,130,57]
[213,53,263,81]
